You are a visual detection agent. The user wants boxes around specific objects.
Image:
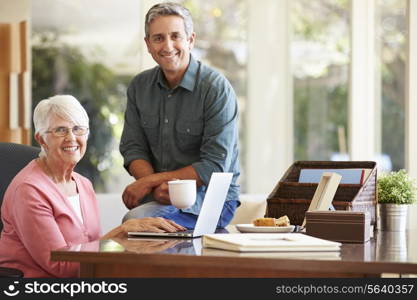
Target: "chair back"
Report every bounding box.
[0,142,40,231]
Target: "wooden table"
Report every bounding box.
[51,230,417,278]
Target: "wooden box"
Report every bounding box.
[266,161,377,226]
[305,211,371,243]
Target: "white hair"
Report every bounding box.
[33,95,89,156]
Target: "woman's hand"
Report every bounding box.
[121,217,185,233]
[101,217,186,240]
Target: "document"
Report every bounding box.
[202,233,341,252]
[299,168,371,184]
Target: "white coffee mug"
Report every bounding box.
[168,179,197,209]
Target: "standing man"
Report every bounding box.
[120,2,240,229]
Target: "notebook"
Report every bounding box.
[202,233,341,252]
[128,172,233,238]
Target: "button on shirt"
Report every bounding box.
[120,55,240,215]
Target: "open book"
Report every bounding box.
[202,233,341,252]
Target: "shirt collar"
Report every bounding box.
[157,55,198,92]
[178,55,198,92]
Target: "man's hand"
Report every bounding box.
[122,178,153,209]
[152,182,171,205]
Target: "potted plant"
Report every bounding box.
[377,169,417,231]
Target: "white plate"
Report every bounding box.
[235,224,295,233]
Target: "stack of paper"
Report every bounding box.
[202,233,341,252]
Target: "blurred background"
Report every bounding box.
[1,0,413,195]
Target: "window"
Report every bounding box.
[31,0,248,191]
[31,0,141,192]
[292,0,350,161]
[376,0,407,171]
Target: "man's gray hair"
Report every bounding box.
[145,2,193,38]
[33,95,89,156]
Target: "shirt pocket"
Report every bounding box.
[141,113,159,147]
[175,120,203,152]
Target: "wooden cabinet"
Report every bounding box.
[0,2,31,144]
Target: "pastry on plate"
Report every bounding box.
[253,215,290,227]
[274,215,290,227]
[252,217,276,226]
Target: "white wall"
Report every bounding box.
[406,0,417,230]
[245,0,292,194]
[96,193,127,235]
[0,0,29,22]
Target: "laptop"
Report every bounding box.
[128,172,233,238]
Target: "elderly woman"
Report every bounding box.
[0,95,185,278]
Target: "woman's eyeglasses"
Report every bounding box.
[45,126,89,137]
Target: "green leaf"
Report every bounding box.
[377,169,417,204]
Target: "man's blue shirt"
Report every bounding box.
[120,55,240,215]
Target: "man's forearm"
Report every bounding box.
[142,165,204,190]
[152,165,203,186]
[128,160,203,188]
[128,159,155,180]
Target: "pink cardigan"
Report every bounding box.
[0,160,101,277]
